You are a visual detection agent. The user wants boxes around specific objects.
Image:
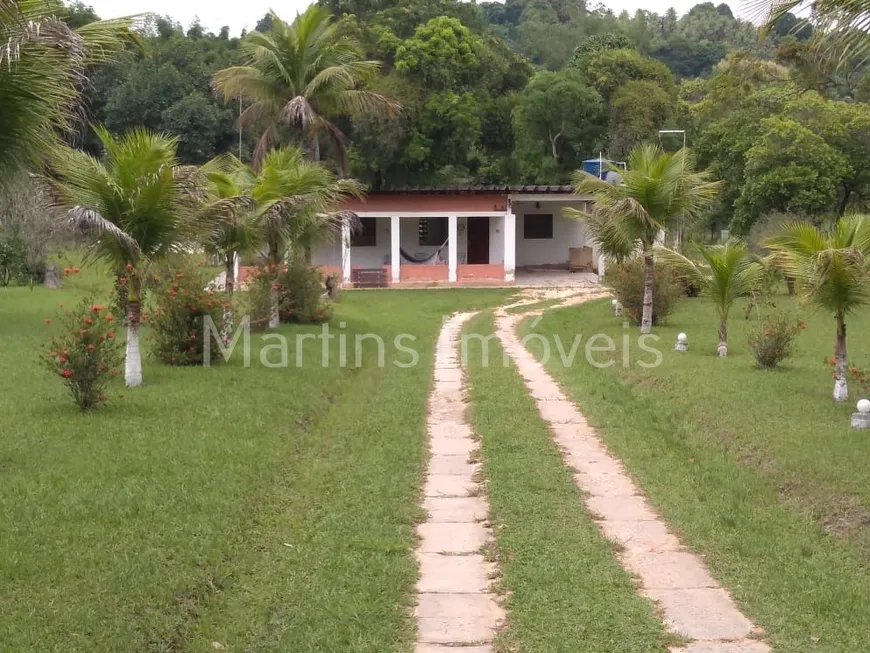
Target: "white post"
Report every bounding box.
[341,218,351,286]
[233,253,240,284]
[504,211,516,282]
[448,214,458,283]
[390,215,401,283]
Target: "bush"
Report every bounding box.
[603,259,683,326]
[245,262,332,326]
[42,298,123,410]
[747,314,805,369]
[149,265,229,366]
[0,230,27,286]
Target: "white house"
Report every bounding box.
[310,186,599,287]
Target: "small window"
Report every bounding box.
[523,214,553,239]
[351,217,377,247]
[419,217,448,246]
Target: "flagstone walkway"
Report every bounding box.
[414,312,504,653]
[492,295,770,653]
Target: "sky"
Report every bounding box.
[84,0,750,36]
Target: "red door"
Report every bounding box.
[466,217,490,264]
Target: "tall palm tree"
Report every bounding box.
[756,0,870,65]
[212,5,396,172]
[201,147,361,327]
[48,126,196,387]
[568,144,722,334]
[765,216,870,401]
[657,240,764,356]
[0,0,140,184]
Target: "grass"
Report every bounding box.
[462,312,671,653]
[520,295,870,652]
[0,274,512,653]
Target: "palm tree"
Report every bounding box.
[212,5,395,172]
[0,0,139,184]
[48,126,196,387]
[757,0,869,65]
[200,147,361,327]
[568,144,722,334]
[197,154,262,296]
[765,216,870,401]
[657,240,764,356]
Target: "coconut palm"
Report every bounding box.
[568,144,722,334]
[0,0,139,184]
[657,240,764,356]
[200,147,361,327]
[48,126,197,387]
[765,216,870,401]
[197,155,262,296]
[212,5,395,172]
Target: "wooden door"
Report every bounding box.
[466,217,490,264]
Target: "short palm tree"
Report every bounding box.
[657,240,764,356]
[765,216,870,401]
[568,144,722,334]
[0,0,139,184]
[197,154,263,296]
[204,147,362,327]
[212,5,395,172]
[48,126,196,387]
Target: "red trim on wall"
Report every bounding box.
[457,264,505,280]
[400,265,449,281]
[342,193,507,213]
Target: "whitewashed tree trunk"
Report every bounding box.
[717,319,728,357]
[834,315,848,401]
[269,290,280,328]
[641,251,654,334]
[125,324,142,387]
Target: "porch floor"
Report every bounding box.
[514,268,600,289]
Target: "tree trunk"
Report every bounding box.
[125,300,142,387]
[269,289,280,328]
[786,276,795,296]
[834,313,848,401]
[641,250,654,334]
[718,319,728,357]
[225,254,235,296]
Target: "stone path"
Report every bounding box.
[494,296,770,653]
[415,312,504,653]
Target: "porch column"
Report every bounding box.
[503,211,516,282]
[390,215,401,283]
[448,214,458,283]
[341,218,351,285]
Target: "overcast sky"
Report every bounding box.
[84,0,750,36]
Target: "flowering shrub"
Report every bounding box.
[747,315,805,369]
[824,360,870,397]
[149,265,229,366]
[246,262,332,326]
[42,298,122,410]
[603,259,682,326]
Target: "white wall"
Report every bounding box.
[489,214,505,264]
[311,216,470,268]
[513,200,588,267]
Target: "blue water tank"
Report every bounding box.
[582,158,607,178]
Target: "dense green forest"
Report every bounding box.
[65,0,870,234]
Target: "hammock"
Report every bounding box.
[400,239,449,264]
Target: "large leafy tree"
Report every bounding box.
[765,217,870,401]
[0,0,139,184]
[657,240,763,356]
[512,69,605,181]
[570,144,722,334]
[48,127,197,387]
[213,5,394,171]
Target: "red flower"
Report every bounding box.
[125,263,133,272]
[84,317,93,326]
[63,268,72,276]
[190,333,196,340]
[44,318,51,325]
[176,272,184,279]
[61,369,73,378]
[119,276,127,286]
[80,329,87,336]
[71,266,80,274]
[107,331,115,340]
[87,344,96,352]
[105,313,115,322]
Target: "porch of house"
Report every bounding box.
[310,187,600,288]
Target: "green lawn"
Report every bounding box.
[520,296,870,652]
[463,313,672,653]
[0,277,512,652]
